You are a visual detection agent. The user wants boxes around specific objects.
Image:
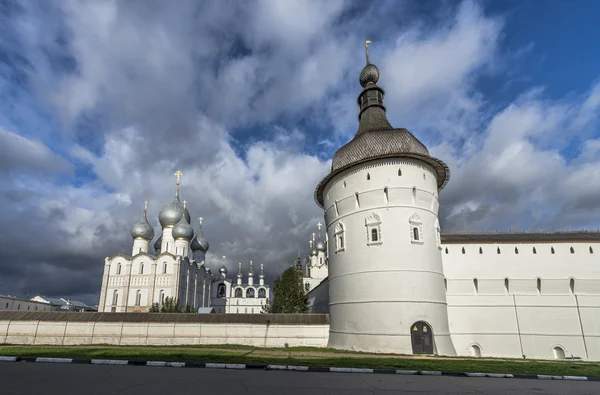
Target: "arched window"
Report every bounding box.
[135,290,141,306]
[139,263,144,274]
[159,290,165,303]
[570,246,575,254]
[258,288,267,298]
[461,247,465,254]
[398,169,402,176]
[413,227,420,241]
[234,288,242,298]
[470,344,482,358]
[112,290,118,306]
[569,278,575,295]
[246,288,255,298]
[335,222,345,253]
[504,278,510,294]
[590,246,594,254]
[371,228,379,242]
[536,278,542,295]
[366,173,370,180]
[497,247,501,254]
[553,346,566,360]
[473,279,479,294]
[217,284,226,298]
[479,247,483,254]
[117,264,121,275]
[533,247,537,254]
[515,247,519,254]
[163,262,167,274]
[551,246,555,254]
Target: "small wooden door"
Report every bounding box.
[411,321,434,354]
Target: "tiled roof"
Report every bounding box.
[441,231,600,243]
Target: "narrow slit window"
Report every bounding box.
[551,246,555,254]
[398,169,402,176]
[590,246,594,254]
[497,247,501,254]
[569,278,575,295]
[479,247,483,254]
[536,278,542,294]
[570,246,575,254]
[533,247,537,254]
[371,228,378,242]
[462,247,466,254]
[473,279,479,295]
[504,278,510,294]
[515,247,519,254]
[445,247,448,254]
[413,227,419,241]
[366,173,370,180]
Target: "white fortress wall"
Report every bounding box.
[442,239,600,360]
[0,313,329,348]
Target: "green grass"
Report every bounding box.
[1,345,599,377]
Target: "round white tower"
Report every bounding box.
[314,42,455,356]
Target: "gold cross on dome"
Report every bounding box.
[144,201,148,213]
[365,40,372,64]
[174,170,183,184]
[317,222,322,231]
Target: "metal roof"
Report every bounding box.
[441,231,600,243]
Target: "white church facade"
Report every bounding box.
[98,172,269,314]
[302,42,600,361]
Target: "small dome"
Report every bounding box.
[310,249,318,257]
[219,266,228,274]
[191,218,209,252]
[154,234,163,252]
[360,63,379,87]
[316,241,326,252]
[131,211,154,240]
[172,212,193,240]
[159,196,185,228]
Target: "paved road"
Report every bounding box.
[0,362,598,394]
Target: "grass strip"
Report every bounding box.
[1,346,599,377]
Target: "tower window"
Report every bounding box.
[343,181,346,188]
[409,213,423,245]
[444,278,447,292]
[497,247,501,254]
[139,263,144,274]
[235,288,242,298]
[383,187,389,204]
[366,212,382,246]
[135,290,141,306]
[334,222,345,253]
[504,278,510,294]
[117,264,121,275]
[445,247,448,254]
[398,169,402,176]
[570,246,575,254]
[551,246,555,254]
[536,278,542,295]
[479,247,483,254]
[515,247,519,254]
[473,278,479,295]
[355,192,360,208]
[246,288,255,298]
[533,247,537,254]
[366,173,370,180]
[461,247,465,254]
[163,263,167,274]
[112,290,118,306]
[590,246,594,254]
[371,228,379,242]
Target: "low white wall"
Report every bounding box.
[0,315,329,348]
[307,278,329,314]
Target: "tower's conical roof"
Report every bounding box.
[314,42,449,207]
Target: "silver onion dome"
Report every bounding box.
[310,249,318,257]
[131,206,154,240]
[191,218,209,252]
[359,63,379,87]
[316,241,326,252]
[154,234,163,253]
[159,195,185,228]
[172,209,194,240]
[219,266,228,275]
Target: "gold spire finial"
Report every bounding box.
[174,170,183,196]
[365,40,372,65]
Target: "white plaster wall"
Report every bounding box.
[442,240,600,361]
[0,320,329,348]
[307,278,329,314]
[322,157,455,355]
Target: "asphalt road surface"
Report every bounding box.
[0,362,598,394]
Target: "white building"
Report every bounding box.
[211,260,270,314]
[98,171,213,312]
[302,223,329,294]
[306,42,600,361]
[0,295,60,312]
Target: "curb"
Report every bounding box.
[0,356,598,381]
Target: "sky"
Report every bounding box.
[1,0,599,305]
